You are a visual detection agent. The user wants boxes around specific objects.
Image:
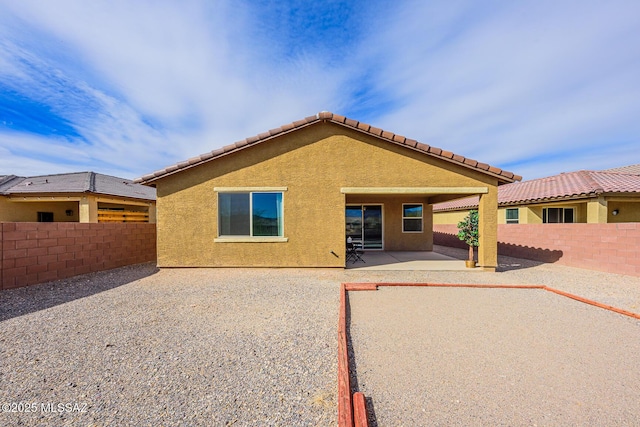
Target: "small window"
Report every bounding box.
[543,207,574,223]
[37,212,54,222]
[505,208,519,224]
[218,192,283,237]
[402,204,423,233]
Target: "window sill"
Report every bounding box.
[214,237,288,243]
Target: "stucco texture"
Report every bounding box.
[153,122,499,267]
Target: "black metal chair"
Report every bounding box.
[346,241,365,263]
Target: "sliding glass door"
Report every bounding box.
[345,205,383,249]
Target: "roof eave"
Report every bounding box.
[134,112,522,185]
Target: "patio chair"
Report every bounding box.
[346,241,365,264]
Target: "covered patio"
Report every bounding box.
[345,249,475,271]
[343,186,497,270]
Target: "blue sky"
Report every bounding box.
[1,0,639,181]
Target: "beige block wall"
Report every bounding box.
[0,197,79,222]
[154,123,499,267]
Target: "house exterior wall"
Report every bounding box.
[0,195,156,224]
[608,201,640,222]
[433,210,468,225]
[435,200,605,225]
[154,123,498,267]
[345,194,433,251]
[0,197,79,222]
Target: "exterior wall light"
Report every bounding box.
[612,209,619,216]
[66,209,74,216]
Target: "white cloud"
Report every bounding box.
[0,0,638,181]
[364,0,640,178]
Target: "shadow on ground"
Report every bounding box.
[346,292,379,427]
[0,263,158,322]
[433,245,550,272]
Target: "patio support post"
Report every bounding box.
[587,196,608,223]
[478,187,498,272]
[79,196,98,223]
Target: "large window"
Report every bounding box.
[402,204,423,233]
[543,207,574,223]
[505,208,519,224]
[218,192,283,237]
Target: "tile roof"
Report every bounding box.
[134,111,521,185]
[1,172,156,201]
[602,164,640,175]
[0,175,23,192]
[433,170,640,211]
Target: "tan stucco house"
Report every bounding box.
[0,172,156,223]
[135,112,520,270]
[433,167,640,225]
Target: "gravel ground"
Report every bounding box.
[1,248,640,426]
[347,247,640,426]
[0,265,339,426]
[348,286,640,426]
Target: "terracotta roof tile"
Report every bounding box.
[356,122,370,132]
[381,130,394,140]
[135,112,521,184]
[369,126,383,136]
[345,118,359,127]
[332,113,346,123]
[392,134,406,144]
[405,138,418,148]
[601,164,640,175]
[434,170,640,211]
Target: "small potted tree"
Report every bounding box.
[457,210,479,268]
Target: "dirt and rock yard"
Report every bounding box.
[0,248,639,426]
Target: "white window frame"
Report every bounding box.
[214,187,288,242]
[505,208,519,224]
[402,203,423,233]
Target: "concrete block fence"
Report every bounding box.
[1,222,156,290]
[433,223,640,277]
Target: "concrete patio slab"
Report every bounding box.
[346,251,471,271]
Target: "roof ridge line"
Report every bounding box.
[134,111,521,184]
[581,170,604,194]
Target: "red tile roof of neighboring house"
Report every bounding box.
[602,164,640,175]
[433,169,640,211]
[134,112,521,185]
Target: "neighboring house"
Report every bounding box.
[433,167,640,224]
[135,112,520,270]
[0,172,156,223]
